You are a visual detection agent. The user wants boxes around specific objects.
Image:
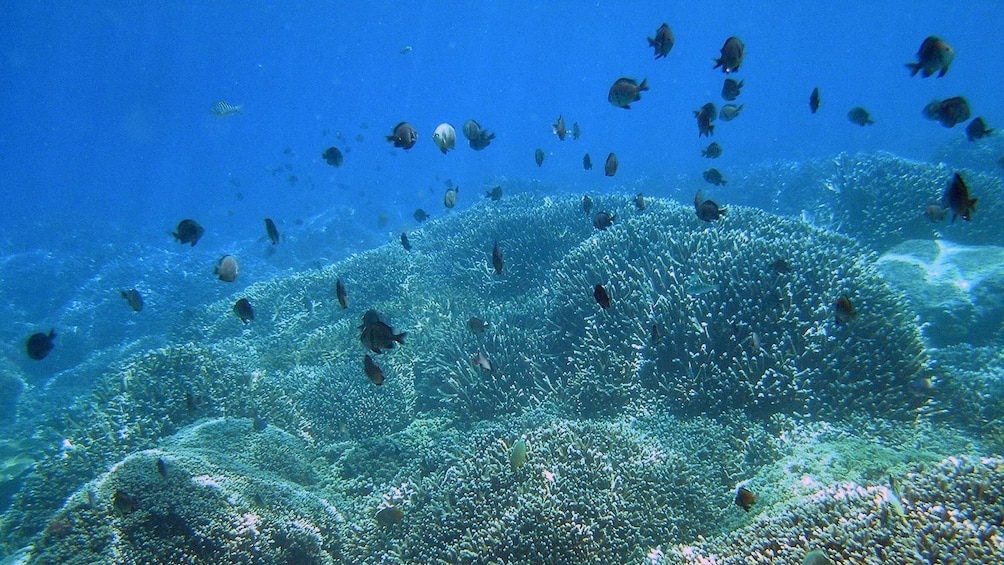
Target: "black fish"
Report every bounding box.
[492,241,504,274]
[651,324,660,344]
[648,23,674,59]
[375,505,404,526]
[809,87,820,114]
[264,218,280,244]
[25,329,55,360]
[413,209,430,223]
[593,211,615,230]
[604,153,618,177]
[906,36,954,78]
[735,486,758,512]
[770,258,791,274]
[120,289,144,312]
[695,103,716,137]
[233,298,254,323]
[572,122,581,140]
[593,284,611,309]
[703,168,727,186]
[172,219,204,246]
[321,146,344,167]
[848,107,874,126]
[553,115,566,141]
[360,318,406,354]
[634,193,646,211]
[485,185,503,201]
[535,148,545,167]
[694,191,727,222]
[155,457,167,479]
[336,279,348,309]
[469,129,495,150]
[583,153,592,170]
[112,490,137,515]
[922,97,970,128]
[467,317,488,333]
[386,122,417,149]
[702,142,722,159]
[966,117,993,142]
[834,295,857,325]
[721,78,743,101]
[400,233,412,251]
[608,77,649,109]
[582,195,593,216]
[363,354,385,385]
[941,173,977,223]
[252,415,268,432]
[714,37,745,73]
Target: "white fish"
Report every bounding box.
[211,100,243,118]
[432,123,456,154]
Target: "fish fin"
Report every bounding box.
[638,78,649,91]
[905,62,920,76]
[394,332,407,344]
[938,68,947,78]
[922,68,934,78]
[48,328,56,338]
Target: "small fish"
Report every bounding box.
[252,415,268,432]
[413,209,430,223]
[572,122,581,140]
[26,329,56,360]
[583,153,592,170]
[941,173,977,222]
[491,241,504,274]
[470,352,492,372]
[922,97,970,128]
[510,438,527,471]
[847,107,874,126]
[809,87,821,114]
[400,233,412,251]
[634,193,646,211]
[593,284,611,309]
[702,142,722,159]
[155,457,167,479]
[210,100,242,118]
[703,168,727,186]
[462,120,482,141]
[695,103,716,137]
[172,219,204,246]
[552,115,567,141]
[321,146,344,167]
[535,148,545,167]
[386,122,418,149]
[375,505,404,526]
[432,123,456,154]
[906,36,954,78]
[966,117,993,141]
[363,354,385,385]
[651,324,660,344]
[485,185,503,201]
[802,549,833,565]
[214,255,239,282]
[582,195,593,216]
[714,37,745,73]
[336,279,348,309]
[648,23,674,59]
[444,187,459,209]
[120,289,144,312]
[467,317,488,334]
[924,204,948,223]
[400,45,412,54]
[360,316,406,353]
[233,298,254,323]
[469,128,495,151]
[734,486,758,512]
[722,78,743,101]
[909,375,935,396]
[685,274,718,296]
[608,77,649,109]
[604,153,619,177]
[264,218,280,245]
[833,295,857,325]
[694,191,727,222]
[593,211,615,230]
[719,104,743,121]
[112,490,137,515]
[770,258,791,273]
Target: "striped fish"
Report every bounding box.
[210,100,242,118]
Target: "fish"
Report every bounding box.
[906,36,954,78]
[363,354,385,385]
[922,97,970,128]
[467,317,488,333]
[386,122,418,149]
[714,37,745,73]
[604,153,619,177]
[444,187,459,209]
[485,185,503,201]
[432,123,456,154]
[634,193,646,211]
[593,284,611,309]
[359,315,406,353]
[648,23,674,59]
[582,195,593,216]
[120,289,144,312]
[607,77,649,109]
[721,78,743,101]
[535,148,545,167]
[703,168,727,186]
[469,129,495,150]
[321,146,344,167]
[583,153,592,170]
[809,87,821,114]
[909,375,935,396]
[941,173,977,222]
[833,295,857,325]
[462,120,482,141]
[685,274,718,296]
[210,100,242,118]
[593,211,615,230]
[252,415,268,432]
[214,255,239,282]
[734,486,758,512]
[924,204,948,223]
[510,438,527,471]
[695,103,716,137]
[966,117,993,141]
[264,218,280,245]
[492,241,504,274]
[233,298,254,323]
[847,107,874,126]
[470,352,492,372]
[572,122,581,140]
[413,209,430,223]
[719,104,743,121]
[770,258,791,273]
[26,329,55,360]
[172,219,204,246]
[702,142,723,159]
[400,45,412,54]
[112,490,137,515]
[694,191,727,222]
[400,233,412,251]
[336,279,348,309]
[375,505,404,526]
[552,115,567,140]
[802,549,833,565]
[155,457,167,479]
[651,324,660,344]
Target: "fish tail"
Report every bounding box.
[48,328,56,338]
[638,77,649,91]
[395,332,407,344]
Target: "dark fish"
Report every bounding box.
[264,218,280,244]
[702,142,722,159]
[336,278,348,309]
[469,129,495,150]
[694,191,727,222]
[593,284,611,309]
[714,37,745,73]
[734,486,758,512]
[695,103,716,137]
[360,309,383,328]
[722,78,743,101]
[604,153,618,177]
[120,289,144,312]
[470,352,492,372]
[360,320,406,354]
[112,490,137,515]
[413,209,430,223]
[535,148,545,167]
[321,146,344,167]
[26,329,55,360]
[155,457,167,479]
[214,255,239,282]
[909,375,935,396]
[572,122,581,140]
[634,193,646,211]
[924,204,948,223]
[607,77,649,109]
[252,415,268,432]
[593,211,616,230]
[400,233,412,251]
[582,195,593,216]
[922,97,970,128]
[834,295,857,325]
[492,241,504,274]
[770,258,791,273]
[233,298,254,323]
[941,173,977,222]
[363,354,385,385]
[467,317,488,333]
[847,107,874,126]
[377,213,389,228]
[703,168,727,186]
[552,115,567,140]
[444,187,459,209]
[809,87,821,114]
[966,117,993,142]
[462,120,481,141]
[375,505,404,526]
[583,153,592,170]
[906,36,954,78]
[172,219,204,246]
[719,104,743,121]
[648,23,674,59]
[485,185,503,201]
[185,391,201,412]
[651,324,660,344]
[386,122,417,149]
